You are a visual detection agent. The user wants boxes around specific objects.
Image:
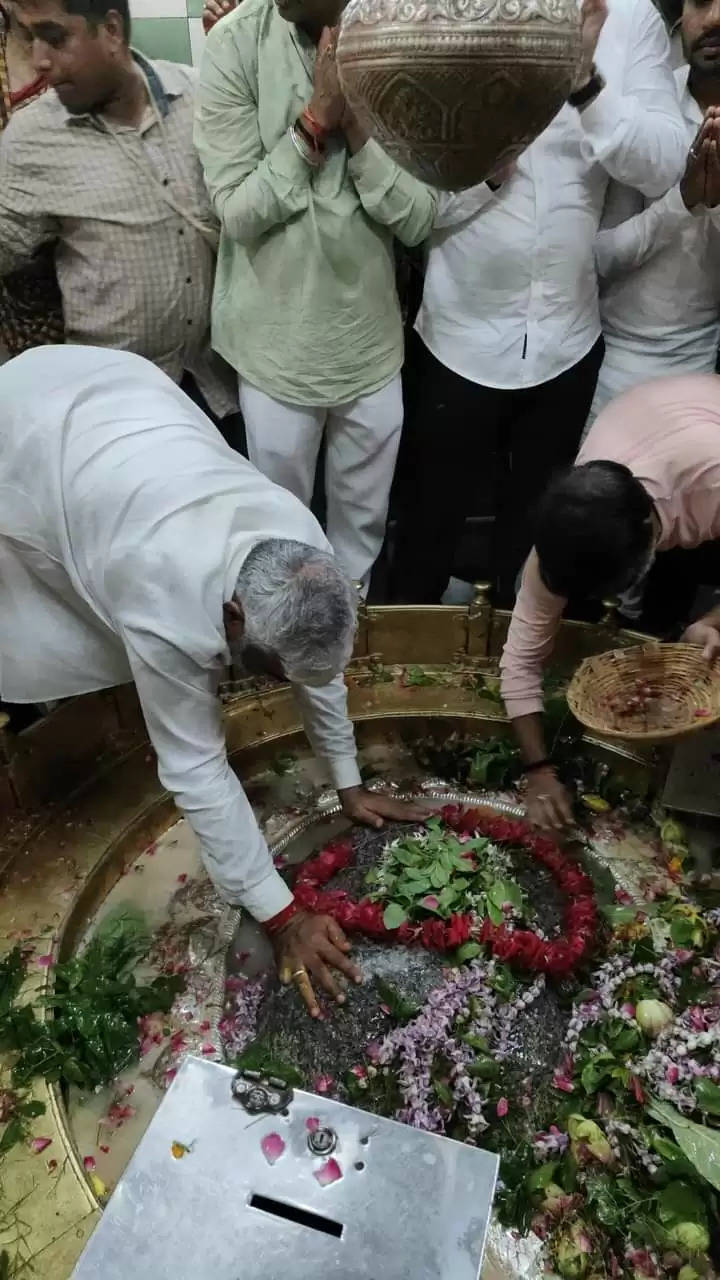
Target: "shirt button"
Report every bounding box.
[187,319,192,326]
[185,277,191,284]
[162,177,170,186]
[178,228,184,236]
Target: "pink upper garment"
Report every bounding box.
[500,373,720,718]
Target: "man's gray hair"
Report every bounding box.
[234,538,357,684]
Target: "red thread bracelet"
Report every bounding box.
[301,106,329,143]
[264,899,299,937]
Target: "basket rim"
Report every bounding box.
[566,642,720,742]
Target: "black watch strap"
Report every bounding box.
[522,758,555,776]
[568,66,605,109]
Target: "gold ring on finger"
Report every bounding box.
[291,967,307,980]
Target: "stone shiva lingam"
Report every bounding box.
[336,0,583,190]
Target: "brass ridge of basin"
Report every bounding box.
[0,594,657,1278]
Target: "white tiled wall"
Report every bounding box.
[129,0,205,66]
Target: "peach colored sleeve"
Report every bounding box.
[499,550,567,718]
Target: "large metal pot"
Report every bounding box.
[337,0,582,191]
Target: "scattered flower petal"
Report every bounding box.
[99,1145,110,1154]
[171,1141,192,1160]
[306,1117,320,1133]
[35,954,54,968]
[30,1137,52,1154]
[496,1097,509,1118]
[261,1133,286,1165]
[177,873,188,884]
[313,1075,335,1095]
[83,1155,96,1172]
[314,1157,343,1187]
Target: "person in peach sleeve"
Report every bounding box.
[500,372,720,831]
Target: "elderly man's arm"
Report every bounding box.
[194,22,313,245]
[125,635,292,918]
[293,674,429,825]
[500,552,571,831]
[577,0,685,196]
[0,128,59,275]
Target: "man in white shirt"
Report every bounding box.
[587,0,720,426]
[0,345,424,1016]
[390,0,686,610]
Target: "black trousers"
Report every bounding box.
[389,335,604,608]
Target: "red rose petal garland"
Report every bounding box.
[293,806,597,977]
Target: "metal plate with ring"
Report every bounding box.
[72,1055,499,1279]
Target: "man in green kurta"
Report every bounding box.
[195,0,437,595]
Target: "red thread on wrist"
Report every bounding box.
[264,900,299,937]
[302,106,329,142]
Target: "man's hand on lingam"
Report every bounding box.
[274,910,362,1019]
[338,786,429,830]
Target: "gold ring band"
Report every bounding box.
[291,968,307,979]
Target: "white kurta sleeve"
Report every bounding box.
[291,674,362,792]
[124,634,292,922]
[595,184,695,279]
[579,0,686,196]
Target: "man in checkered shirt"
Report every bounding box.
[0,0,235,417]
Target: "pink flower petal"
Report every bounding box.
[553,1068,575,1094]
[306,1117,321,1133]
[350,1065,367,1080]
[83,1155,96,1172]
[30,1137,52,1154]
[46,1158,58,1172]
[496,1097,509,1118]
[380,1004,391,1016]
[421,895,440,910]
[199,1020,211,1033]
[314,1157,343,1187]
[261,1132,286,1166]
[201,1044,216,1056]
[177,874,188,884]
[99,1145,110,1154]
[35,954,54,968]
[313,1075,335,1095]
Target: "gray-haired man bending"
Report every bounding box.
[0,345,424,1014]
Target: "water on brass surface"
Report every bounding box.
[63,734,670,1202]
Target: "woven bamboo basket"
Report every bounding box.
[566,642,720,742]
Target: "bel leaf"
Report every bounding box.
[382,902,408,930]
[455,942,482,964]
[695,1078,720,1117]
[649,1098,720,1193]
[526,1161,558,1194]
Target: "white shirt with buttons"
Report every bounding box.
[588,65,720,423]
[415,0,686,390]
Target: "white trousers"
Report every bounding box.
[239,375,403,593]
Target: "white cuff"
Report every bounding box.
[328,755,363,791]
[240,868,294,923]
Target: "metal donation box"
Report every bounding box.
[72,1056,499,1280]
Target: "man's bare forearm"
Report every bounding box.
[511,712,549,765]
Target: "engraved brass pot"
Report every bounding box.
[337,0,582,191]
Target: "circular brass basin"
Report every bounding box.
[0,599,659,1277]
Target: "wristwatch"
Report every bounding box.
[568,65,606,109]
